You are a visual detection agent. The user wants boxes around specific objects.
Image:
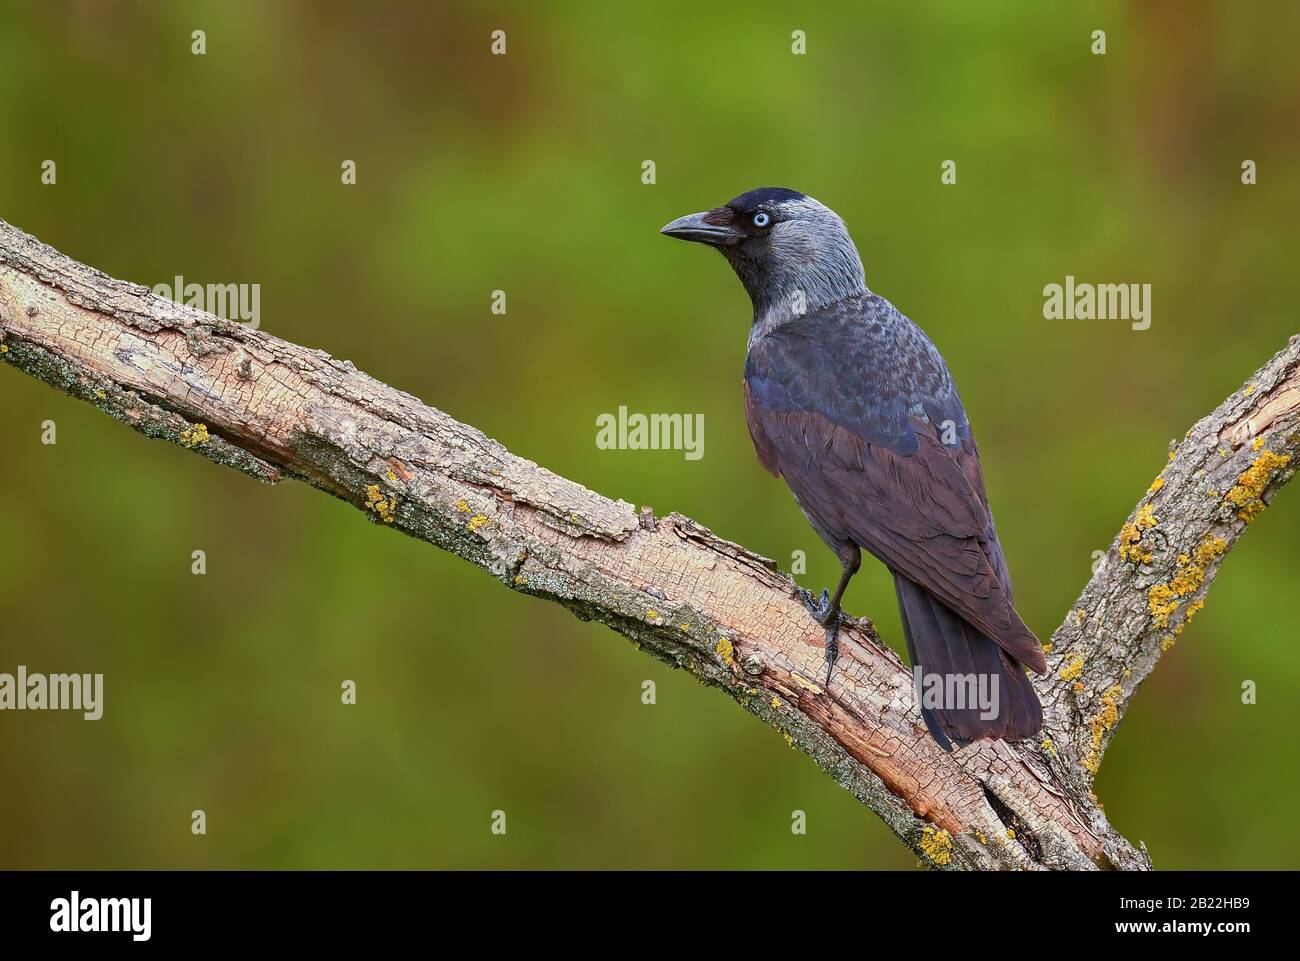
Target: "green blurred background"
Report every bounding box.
[1,0,1297,869]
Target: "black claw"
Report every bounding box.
[800,587,837,624]
[824,623,839,687]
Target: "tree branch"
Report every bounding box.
[2,218,1293,870]
[1043,334,1300,774]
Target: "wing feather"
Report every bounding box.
[744,297,1045,674]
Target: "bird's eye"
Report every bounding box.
[752,211,771,228]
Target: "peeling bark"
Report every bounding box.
[2,218,1294,870]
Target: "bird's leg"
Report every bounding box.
[798,557,857,687]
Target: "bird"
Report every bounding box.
[660,187,1045,750]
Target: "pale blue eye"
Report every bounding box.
[752,211,771,227]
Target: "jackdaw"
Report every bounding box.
[661,187,1045,749]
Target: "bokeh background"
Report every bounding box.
[1,0,1297,870]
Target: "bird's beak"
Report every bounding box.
[660,210,740,246]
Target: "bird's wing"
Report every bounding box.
[744,297,1044,672]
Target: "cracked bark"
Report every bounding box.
[2,218,1296,870]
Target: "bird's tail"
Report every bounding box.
[893,572,1042,751]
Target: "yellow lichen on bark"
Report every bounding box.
[1148,584,1179,629]
[1083,685,1124,774]
[1147,534,1227,629]
[919,827,953,866]
[180,422,209,448]
[364,484,396,523]
[1059,656,1084,682]
[714,636,735,669]
[1225,450,1291,521]
[1118,503,1158,564]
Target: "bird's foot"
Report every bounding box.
[798,586,850,627]
[796,587,843,687]
[798,587,832,623]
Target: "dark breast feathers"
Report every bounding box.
[743,292,1047,678]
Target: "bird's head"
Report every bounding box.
[660,187,866,321]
